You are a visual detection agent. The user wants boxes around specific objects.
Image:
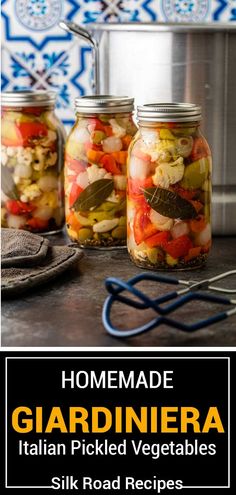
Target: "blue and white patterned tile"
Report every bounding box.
[1,0,93,128]
[1,0,236,130]
[1,39,92,126]
[1,0,80,49]
[74,0,158,23]
[160,0,210,23]
[211,0,236,22]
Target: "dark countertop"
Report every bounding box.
[1,234,236,347]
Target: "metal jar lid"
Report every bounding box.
[137,103,202,122]
[75,95,134,114]
[1,90,57,107]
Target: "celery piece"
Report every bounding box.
[159,129,175,140]
[88,211,113,222]
[181,158,209,189]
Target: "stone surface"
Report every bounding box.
[1,234,236,347]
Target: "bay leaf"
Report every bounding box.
[143,187,197,219]
[73,178,114,211]
[1,164,19,200]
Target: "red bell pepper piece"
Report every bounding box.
[5,199,35,215]
[103,125,113,137]
[87,118,105,133]
[191,137,211,161]
[27,217,49,230]
[165,235,193,258]
[69,183,83,208]
[145,231,170,248]
[133,207,157,245]
[172,185,198,200]
[16,121,48,146]
[190,215,207,233]
[99,154,121,175]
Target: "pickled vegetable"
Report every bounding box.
[65,112,137,247]
[127,122,212,269]
[1,104,65,233]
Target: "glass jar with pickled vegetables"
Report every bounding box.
[1,91,65,233]
[65,95,136,247]
[127,103,212,269]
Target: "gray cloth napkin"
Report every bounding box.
[1,228,49,267]
[1,228,83,296]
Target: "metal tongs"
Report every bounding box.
[102,270,236,338]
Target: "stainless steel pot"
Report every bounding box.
[60,21,236,235]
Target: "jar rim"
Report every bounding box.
[1,90,57,107]
[75,95,134,114]
[137,102,202,122]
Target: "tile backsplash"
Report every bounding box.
[1,0,236,128]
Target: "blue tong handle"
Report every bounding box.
[102,273,234,338]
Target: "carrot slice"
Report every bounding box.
[67,212,81,231]
[111,151,128,166]
[122,135,132,149]
[190,215,207,233]
[86,149,105,163]
[99,154,121,174]
[184,246,202,262]
[103,125,113,137]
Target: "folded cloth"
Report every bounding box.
[1,228,83,297]
[1,228,49,267]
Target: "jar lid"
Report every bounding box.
[75,95,134,114]
[137,103,202,122]
[1,90,57,107]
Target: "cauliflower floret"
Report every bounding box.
[20,184,41,202]
[142,139,178,163]
[14,164,32,179]
[41,130,57,147]
[141,129,159,145]
[16,147,32,166]
[109,119,126,138]
[152,157,184,188]
[6,146,17,157]
[87,164,112,183]
[33,146,47,171]
[34,191,58,209]
[45,151,57,168]
[15,178,31,189]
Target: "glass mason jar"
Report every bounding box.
[1,91,65,233]
[65,95,136,248]
[127,103,212,270]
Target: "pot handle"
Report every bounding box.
[59,20,100,94]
